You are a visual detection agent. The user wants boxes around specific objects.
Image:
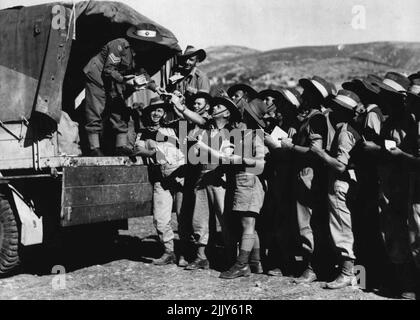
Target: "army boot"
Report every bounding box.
[325,259,357,290]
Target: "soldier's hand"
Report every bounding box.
[281,138,293,150]
[362,141,380,152]
[264,134,281,149]
[217,88,229,98]
[186,86,198,95]
[156,86,167,95]
[288,127,297,138]
[169,94,183,109]
[310,145,324,157]
[387,147,403,157]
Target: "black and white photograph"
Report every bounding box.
[0,0,420,304]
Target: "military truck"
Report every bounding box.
[0,1,181,275]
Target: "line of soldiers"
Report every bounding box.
[82,33,420,298]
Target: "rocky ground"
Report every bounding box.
[0,215,391,300]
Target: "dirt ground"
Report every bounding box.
[0,215,391,300]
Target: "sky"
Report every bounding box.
[1,0,420,51]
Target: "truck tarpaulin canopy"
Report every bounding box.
[0,1,181,124]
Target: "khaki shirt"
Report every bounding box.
[175,68,210,104]
[331,123,357,166]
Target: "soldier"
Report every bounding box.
[172,95,241,270]
[170,46,210,107]
[363,72,417,298]
[83,23,161,156]
[263,88,302,276]
[310,89,362,289]
[259,89,282,133]
[280,76,335,284]
[342,77,387,289]
[169,91,213,267]
[227,84,259,116]
[219,98,268,279]
[134,96,186,265]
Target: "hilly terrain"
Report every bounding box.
[201,42,420,91]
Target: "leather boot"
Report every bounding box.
[89,148,104,157]
[249,248,263,274]
[325,273,357,289]
[294,267,317,284]
[185,258,210,270]
[153,251,176,266]
[219,262,251,279]
[219,250,251,279]
[325,260,357,289]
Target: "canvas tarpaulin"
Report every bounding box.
[0,1,180,125]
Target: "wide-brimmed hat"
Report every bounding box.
[278,88,303,108]
[407,77,420,100]
[375,72,410,96]
[227,84,259,101]
[179,45,206,62]
[126,23,162,42]
[143,96,170,115]
[331,90,361,112]
[210,96,241,121]
[192,91,212,103]
[299,76,334,100]
[342,77,381,98]
[243,98,268,128]
[259,89,282,101]
[409,71,420,82]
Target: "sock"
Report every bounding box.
[87,133,100,150]
[250,232,260,264]
[237,233,255,265]
[197,245,207,260]
[164,241,174,253]
[341,259,354,277]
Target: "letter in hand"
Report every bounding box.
[264,133,281,149]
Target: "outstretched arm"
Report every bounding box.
[170,94,207,126]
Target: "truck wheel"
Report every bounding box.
[0,193,20,274]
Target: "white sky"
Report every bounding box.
[1,0,420,51]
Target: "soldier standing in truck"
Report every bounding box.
[83,23,162,156]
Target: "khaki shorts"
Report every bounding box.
[232,173,265,214]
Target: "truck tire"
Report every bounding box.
[0,193,20,274]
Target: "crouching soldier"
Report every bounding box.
[134,96,186,265]
[310,90,362,289]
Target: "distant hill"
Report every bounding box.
[202,45,260,65]
[200,42,420,91]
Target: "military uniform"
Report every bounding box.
[135,123,186,254]
[173,68,210,107]
[294,109,330,265]
[353,104,387,288]
[83,38,136,150]
[328,123,361,262]
[188,122,235,267]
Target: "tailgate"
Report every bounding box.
[60,165,152,227]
